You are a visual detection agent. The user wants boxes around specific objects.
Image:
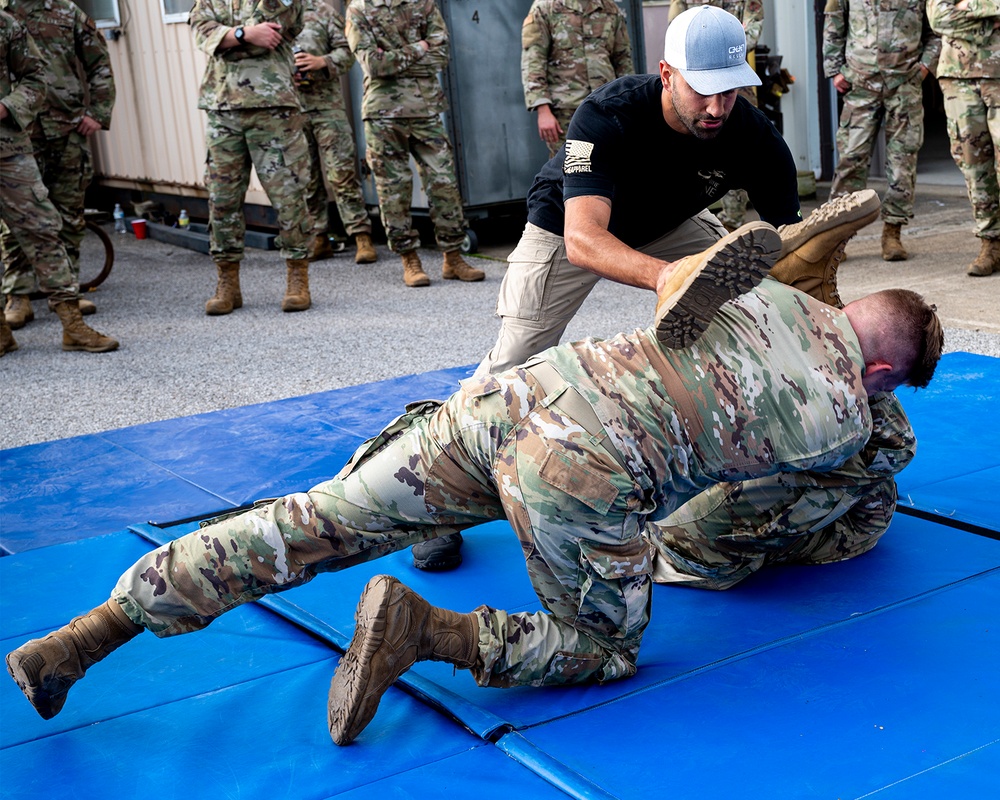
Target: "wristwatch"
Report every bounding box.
[233,26,245,45]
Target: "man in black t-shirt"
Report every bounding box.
[477,5,801,378]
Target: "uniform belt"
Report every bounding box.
[525,361,629,474]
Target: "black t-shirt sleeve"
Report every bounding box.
[560,98,623,203]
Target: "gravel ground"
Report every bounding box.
[3,183,997,451]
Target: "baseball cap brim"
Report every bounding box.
[678,59,762,96]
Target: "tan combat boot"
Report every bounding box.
[881,222,907,261]
[655,221,781,349]
[53,299,119,352]
[772,189,881,307]
[309,234,337,262]
[354,233,377,264]
[282,258,311,312]
[401,250,430,287]
[6,599,143,719]
[327,575,479,745]
[205,261,243,316]
[4,294,34,330]
[1,310,17,356]
[968,238,1000,277]
[442,250,485,282]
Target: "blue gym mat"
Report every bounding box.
[1,353,997,798]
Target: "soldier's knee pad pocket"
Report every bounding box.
[577,536,654,640]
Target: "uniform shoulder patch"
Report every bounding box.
[564,139,594,174]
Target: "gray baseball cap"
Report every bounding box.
[663,6,762,95]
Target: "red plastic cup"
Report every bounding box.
[131,219,147,239]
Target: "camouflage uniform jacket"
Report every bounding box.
[667,1,764,50]
[344,0,450,120]
[0,0,114,138]
[190,0,303,111]
[823,0,941,90]
[650,392,915,590]
[294,0,355,113]
[521,0,633,113]
[927,0,1000,79]
[541,279,873,521]
[0,9,44,157]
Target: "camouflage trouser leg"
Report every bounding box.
[0,152,77,305]
[205,109,313,263]
[112,368,653,688]
[717,189,749,230]
[303,118,330,236]
[1,133,91,296]
[364,116,466,253]
[940,77,1000,239]
[309,109,371,237]
[831,80,924,224]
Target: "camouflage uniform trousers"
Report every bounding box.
[303,107,371,238]
[0,131,92,296]
[830,78,924,225]
[939,77,999,240]
[0,151,77,306]
[363,116,466,254]
[477,211,726,376]
[715,86,758,231]
[204,108,313,263]
[112,366,655,688]
[544,104,576,159]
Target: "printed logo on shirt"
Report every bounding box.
[564,140,595,174]
[698,168,727,199]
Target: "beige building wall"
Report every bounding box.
[93,10,270,206]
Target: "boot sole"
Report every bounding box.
[328,575,400,746]
[778,189,881,257]
[62,340,119,353]
[654,222,781,349]
[442,272,485,282]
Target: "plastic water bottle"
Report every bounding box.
[178,209,190,229]
[113,203,126,235]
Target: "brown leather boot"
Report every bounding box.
[328,575,479,745]
[4,294,34,330]
[309,234,337,262]
[1,310,17,356]
[53,299,119,352]
[442,250,485,282]
[881,222,907,261]
[354,233,377,264]
[282,258,311,312]
[655,221,781,349]
[968,238,999,277]
[6,599,143,719]
[205,261,243,316]
[772,189,881,307]
[401,250,430,287]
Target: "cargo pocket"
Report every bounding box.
[537,450,619,515]
[577,536,654,643]
[335,399,443,480]
[497,230,564,320]
[541,651,606,686]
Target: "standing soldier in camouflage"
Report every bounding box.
[0,0,115,328]
[927,0,999,277]
[521,0,634,159]
[294,0,377,266]
[6,230,943,744]
[191,0,316,315]
[345,0,484,287]
[0,10,117,354]
[823,0,940,261]
[668,0,764,231]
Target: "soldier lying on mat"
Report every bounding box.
[7,219,943,746]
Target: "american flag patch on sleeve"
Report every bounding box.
[563,140,594,174]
